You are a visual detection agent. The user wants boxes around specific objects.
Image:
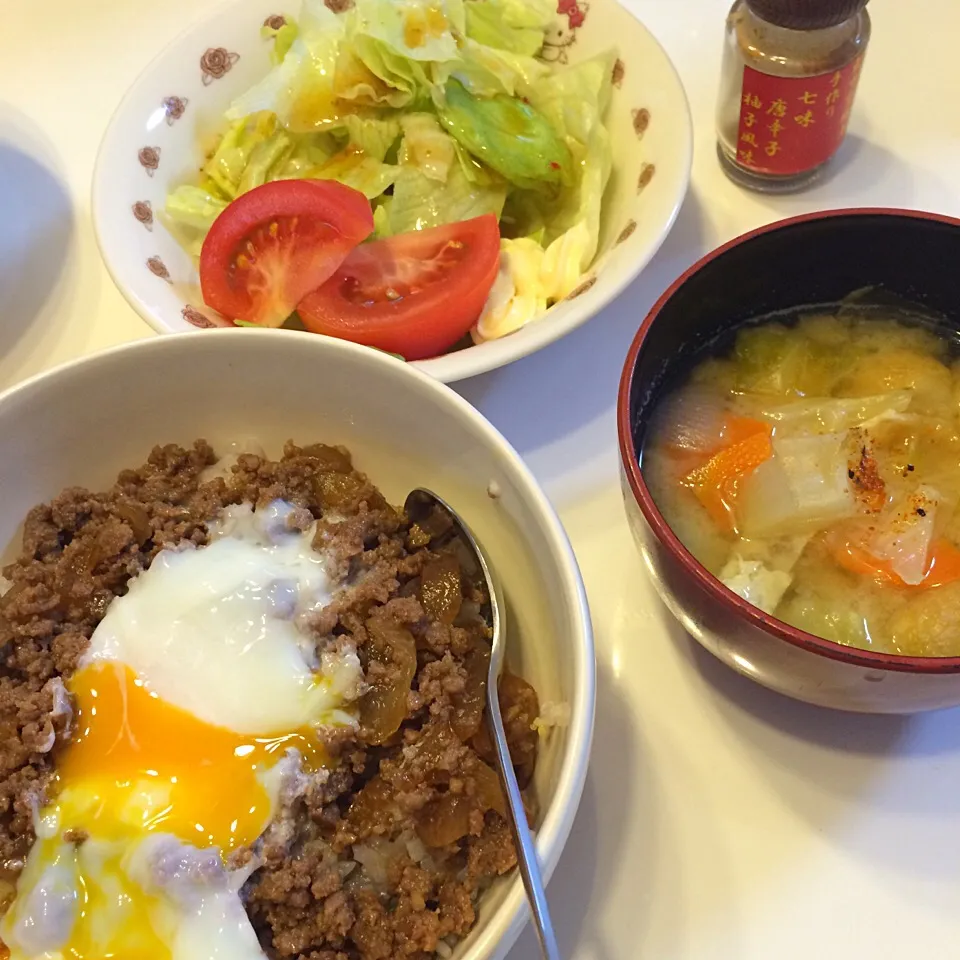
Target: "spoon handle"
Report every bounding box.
[487,685,562,960]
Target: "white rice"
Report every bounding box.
[531,700,570,735]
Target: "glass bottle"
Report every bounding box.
[716,0,871,193]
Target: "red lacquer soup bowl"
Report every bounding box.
[618,208,960,713]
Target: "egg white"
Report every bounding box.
[1,500,361,960]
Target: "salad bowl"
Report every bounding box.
[91,0,692,382]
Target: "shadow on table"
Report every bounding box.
[457,189,709,460]
[677,615,960,759]
[811,134,905,192]
[758,134,925,214]
[0,104,74,374]
[660,603,960,877]
[507,658,644,960]
[679,622,914,756]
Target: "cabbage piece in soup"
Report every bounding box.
[644,312,960,658]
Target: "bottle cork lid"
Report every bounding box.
[746,0,868,30]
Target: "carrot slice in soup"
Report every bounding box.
[830,541,902,585]
[682,417,773,531]
[722,415,772,447]
[924,540,960,588]
[830,537,960,590]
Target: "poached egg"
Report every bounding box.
[1,501,361,960]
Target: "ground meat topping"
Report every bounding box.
[0,440,543,959]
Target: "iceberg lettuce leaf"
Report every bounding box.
[340,113,401,161]
[308,149,400,199]
[164,185,229,232]
[271,132,340,178]
[352,0,461,63]
[398,112,456,181]
[202,113,283,198]
[525,50,614,149]
[372,196,393,237]
[335,38,428,108]
[161,186,229,257]
[437,79,572,190]
[463,0,555,56]
[542,123,610,262]
[523,52,616,261]
[238,128,297,193]
[227,0,345,132]
[261,17,300,65]
[435,38,549,97]
[388,159,506,234]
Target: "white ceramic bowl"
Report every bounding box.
[91,0,692,382]
[0,330,595,958]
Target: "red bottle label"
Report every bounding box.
[735,56,864,176]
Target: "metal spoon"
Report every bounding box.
[404,489,561,960]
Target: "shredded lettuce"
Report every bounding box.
[463,0,555,56]
[527,51,614,152]
[452,140,496,185]
[164,185,229,231]
[526,52,615,260]
[271,132,340,178]
[389,107,507,232]
[437,79,572,190]
[490,51,614,272]
[398,113,456,181]
[309,148,399,199]
[336,37,430,108]
[372,196,393,238]
[550,125,611,264]
[201,114,400,202]
[167,0,617,343]
[227,0,346,132]
[237,128,296,193]
[340,114,401,161]
[261,17,300,64]
[388,160,506,234]
[161,186,229,256]
[352,0,462,63]
[332,0,460,108]
[202,114,280,198]
[437,39,549,98]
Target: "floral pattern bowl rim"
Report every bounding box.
[91,0,693,383]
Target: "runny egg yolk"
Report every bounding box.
[0,503,360,960]
[59,661,327,852]
[0,663,328,960]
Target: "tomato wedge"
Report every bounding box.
[296,215,501,361]
[199,180,374,328]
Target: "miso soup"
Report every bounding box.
[643,312,960,658]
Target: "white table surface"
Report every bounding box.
[5,1,960,957]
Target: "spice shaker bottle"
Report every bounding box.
[716,0,870,192]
